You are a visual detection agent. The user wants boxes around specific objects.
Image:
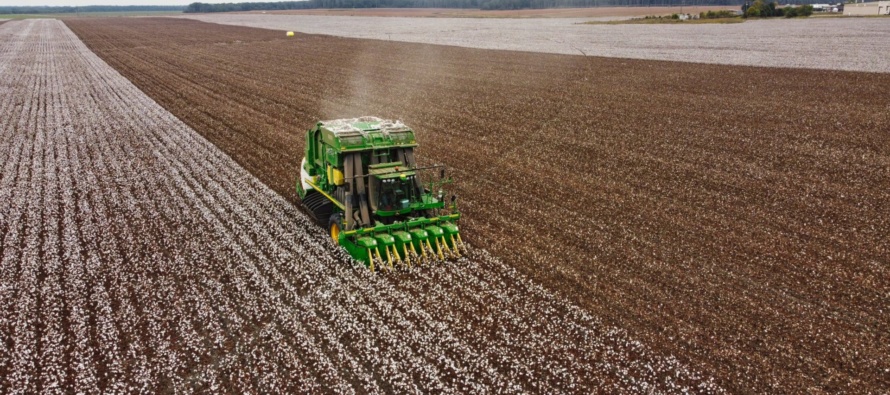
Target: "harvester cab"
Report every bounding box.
[296,116,465,271]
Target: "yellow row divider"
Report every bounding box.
[449,234,460,257]
[375,247,384,271]
[403,244,411,267]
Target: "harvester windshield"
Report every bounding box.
[368,162,421,213]
[376,177,414,211]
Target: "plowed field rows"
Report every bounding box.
[0,19,719,393]
[64,17,890,393]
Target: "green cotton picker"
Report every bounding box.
[296,117,466,271]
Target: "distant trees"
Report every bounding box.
[742,0,813,17]
[181,0,829,13]
[185,0,750,13]
[743,0,778,16]
[0,5,183,14]
[783,4,814,17]
[699,9,737,17]
[0,1,823,15]
[1,0,816,14]
[185,2,309,13]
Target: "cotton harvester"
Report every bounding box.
[296,116,465,271]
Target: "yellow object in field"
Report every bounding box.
[286,31,294,37]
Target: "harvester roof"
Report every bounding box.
[316,116,417,152]
[368,161,415,179]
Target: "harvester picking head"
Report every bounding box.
[296,116,466,270]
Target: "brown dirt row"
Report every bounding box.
[64,17,890,393]
[1,19,714,392]
[237,6,734,18]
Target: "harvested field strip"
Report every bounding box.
[0,19,717,392]
[179,13,890,73]
[65,17,890,393]
[240,6,736,18]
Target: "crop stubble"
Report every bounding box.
[63,17,890,393]
[0,19,718,393]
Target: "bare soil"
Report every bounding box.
[64,17,890,393]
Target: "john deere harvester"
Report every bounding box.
[296,116,465,271]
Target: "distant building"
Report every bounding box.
[844,1,890,15]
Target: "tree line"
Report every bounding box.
[0,1,825,15]
[185,0,755,13]
[742,0,814,16]
[0,5,184,14]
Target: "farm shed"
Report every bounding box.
[843,1,890,15]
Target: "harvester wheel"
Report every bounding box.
[328,214,342,243]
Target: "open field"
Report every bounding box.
[66,17,890,393]
[0,18,720,393]
[240,6,735,18]
[585,16,745,24]
[180,13,890,73]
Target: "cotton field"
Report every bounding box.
[60,16,890,393]
[0,19,726,393]
[180,13,890,73]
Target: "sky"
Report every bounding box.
[1,0,274,6]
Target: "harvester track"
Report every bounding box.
[301,190,334,225]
